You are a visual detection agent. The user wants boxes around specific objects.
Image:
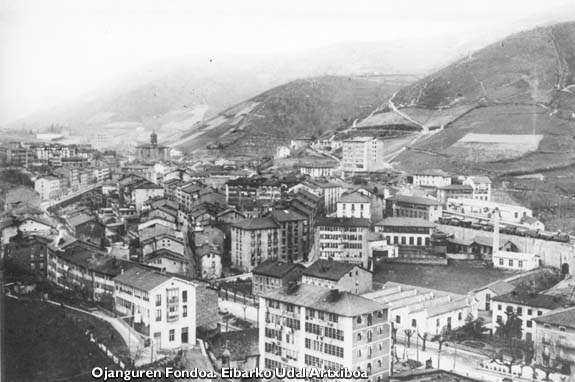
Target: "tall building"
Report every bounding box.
[259,283,391,382]
[231,217,281,272]
[135,132,170,163]
[34,175,61,201]
[342,137,384,174]
[269,209,308,262]
[313,217,371,269]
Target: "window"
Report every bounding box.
[183,305,187,317]
[411,319,417,328]
[169,329,175,341]
[357,332,362,341]
[182,290,187,302]
[527,320,532,328]
[395,315,401,324]
[538,311,543,316]
[156,294,161,306]
[458,312,462,321]
[517,307,523,316]
[499,258,504,266]
[560,327,566,332]
[498,304,502,311]
[357,316,362,324]
[509,259,514,267]
[527,309,533,316]
[156,309,162,321]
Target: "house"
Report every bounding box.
[436,184,474,204]
[374,217,434,247]
[259,284,390,381]
[113,266,196,350]
[472,280,516,312]
[34,175,61,201]
[216,208,246,225]
[533,306,575,376]
[195,243,222,280]
[251,259,304,297]
[363,282,479,335]
[138,217,177,232]
[368,232,399,261]
[412,169,452,188]
[64,212,106,248]
[291,179,346,213]
[140,231,185,257]
[302,259,372,294]
[290,136,313,150]
[4,234,52,278]
[463,176,492,201]
[493,251,540,271]
[386,194,443,222]
[208,328,260,370]
[133,182,165,213]
[144,248,188,275]
[16,216,55,236]
[336,191,372,219]
[298,161,338,178]
[492,292,574,342]
[313,217,371,269]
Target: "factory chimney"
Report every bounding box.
[493,208,500,256]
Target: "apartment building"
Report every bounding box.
[362,282,479,336]
[342,136,385,173]
[336,192,372,220]
[412,169,452,188]
[385,194,442,222]
[313,217,371,269]
[374,217,434,247]
[144,248,188,275]
[269,209,308,262]
[231,217,281,272]
[259,284,390,382]
[302,259,372,294]
[252,259,304,297]
[533,307,575,376]
[4,234,52,278]
[34,175,61,201]
[291,179,347,213]
[299,162,338,178]
[113,267,196,350]
[492,292,572,342]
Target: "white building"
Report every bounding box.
[374,217,434,247]
[259,284,391,382]
[342,136,385,173]
[34,175,61,201]
[336,192,372,219]
[313,217,371,269]
[363,282,479,336]
[493,251,540,271]
[445,198,540,228]
[299,162,338,178]
[113,266,197,350]
[412,169,452,188]
[275,146,291,159]
[134,183,165,213]
[463,176,492,201]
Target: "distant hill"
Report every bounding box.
[355,21,575,231]
[169,75,413,157]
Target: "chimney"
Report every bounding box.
[328,288,340,302]
[493,208,500,254]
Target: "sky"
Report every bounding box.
[0,0,574,124]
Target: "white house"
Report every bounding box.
[463,176,492,201]
[493,251,540,271]
[336,192,372,219]
[34,175,61,201]
[446,198,540,228]
[412,169,452,188]
[113,266,197,350]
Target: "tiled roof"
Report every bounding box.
[135,182,163,190]
[375,217,435,228]
[145,248,185,262]
[270,209,306,222]
[232,217,280,230]
[493,292,575,310]
[58,245,131,277]
[469,176,492,184]
[413,169,451,177]
[474,280,516,295]
[252,259,303,278]
[114,266,173,291]
[303,259,368,281]
[388,194,441,206]
[263,283,386,317]
[533,306,575,328]
[337,192,371,204]
[66,212,97,227]
[315,217,370,228]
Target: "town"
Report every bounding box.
[2,129,574,382]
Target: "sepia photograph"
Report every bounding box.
[1,0,575,381]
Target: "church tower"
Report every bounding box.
[150,131,158,146]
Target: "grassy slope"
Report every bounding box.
[175,76,409,157]
[5,299,125,382]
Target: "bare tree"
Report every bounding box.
[418,332,428,351]
[404,328,415,348]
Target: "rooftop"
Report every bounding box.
[388,194,441,206]
[473,279,516,295]
[65,212,97,227]
[134,182,163,190]
[232,217,280,230]
[144,248,185,262]
[114,266,174,291]
[337,192,371,204]
[252,259,303,278]
[375,217,435,228]
[263,283,386,317]
[269,209,306,222]
[303,259,369,281]
[467,176,492,184]
[533,306,575,328]
[413,169,451,177]
[493,291,574,310]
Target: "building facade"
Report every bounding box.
[342,137,385,173]
[231,217,281,272]
[313,217,371,269]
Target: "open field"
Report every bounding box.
[373,262,517,294]
[5,298,123,382]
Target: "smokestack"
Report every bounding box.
[493,208,500,255]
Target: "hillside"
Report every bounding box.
[355,22,575,231]
[170,75,412,157]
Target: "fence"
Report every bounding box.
[86,330,126,369]
[218,286,258,306]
